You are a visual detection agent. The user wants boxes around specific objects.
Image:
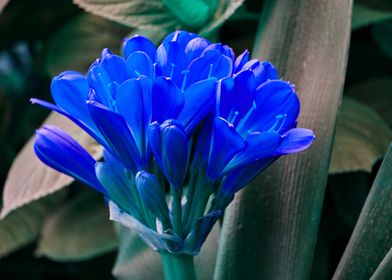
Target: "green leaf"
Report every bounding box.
[112,224,220,280]
[355,0,392,12]
[1,112,102,218]
[373,20,392,59]
[214,0,352,279]
[72,0,178,31]
[346,77,392,126]
[329,98,392,174]
[46,13,128,75]
[36,190,117,261]
[352,4,392,30]
[333,144,392,279]
[199,0,245,37]
[0,192,65,258]
[371,246,392,280]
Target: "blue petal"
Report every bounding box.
[51,71,96,128]
[207,117,245,181]
[156,40,188,86]
[241,80,300,134]
[186,50,233,87]
[100,50,129,84]
[136,170,170,223]
[162,31,198,48]
[30,98,105,146]
[223,131,282,174]
[87,101,142,170]
[148,120,189,188]
[234,50,249,73]
[203,43,234,61]
[126,51,154,78]
[274,128,315,155]
[217,157,277,205]
[151,77,184,123]
[185,37,210,62]
[116,77,152,155]
[87,65,115,108]
[177,78,217,135]
[123,35,157,60]
[34,125,104,193]
[253,61,279,86]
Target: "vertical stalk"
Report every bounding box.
[161,253,197,280]
[214,0,352,279]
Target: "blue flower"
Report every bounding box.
[32,30,314,255]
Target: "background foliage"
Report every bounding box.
[0,0,391,279]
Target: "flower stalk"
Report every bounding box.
[161,253,196,280]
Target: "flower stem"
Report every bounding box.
[161,253,197,280]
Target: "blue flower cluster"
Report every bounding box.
[32,31,314,255]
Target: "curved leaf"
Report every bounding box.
[1,112,102,218]
[333,144,392,279]
[352,4,392,30]
[46,13,128,75]
[37,190,117,261]
[0,192,65,258]
[329,98,392,174]
[73,0,178,31]
[346,77,392,126]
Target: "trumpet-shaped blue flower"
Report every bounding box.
[31,31,314,255]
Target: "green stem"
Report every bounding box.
[161,253,197,280]
[171,186,183,236]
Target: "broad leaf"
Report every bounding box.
[37,190,117,261]
[346,77,392,126]
[352,4,392,30]
[199,0,245,37]
[46,13,128,75]
[1,112,102,218]
[333,144,392,279]
[373,20,392,59]
[73,0,178,31]
[113,224,220,280]
[215,0,352,279]
[371,246,392,280]
[329,98,391,173]
[0,192,65,258]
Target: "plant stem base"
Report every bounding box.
[161,253,196,280]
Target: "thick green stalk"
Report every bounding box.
[161,253,196,280]
[214,0,352,279]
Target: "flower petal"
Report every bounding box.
[122,35,157,60]
[116,77,152,155]
[51,71,94,127]
[185,37,210,62]
[136,170,170,223]
[100,49,129,84]
[96,160,141,219]
[234,50,249,73]
[207,117,245,181]
[87,101,141,170]
[151,77,184,123]
[148,120,189,188]
[223,131,282,174]
[34,125,104,193]
[177,78,217,135]
[186,50,233,87]
[275,128,315,155]
[126,51,154,79]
